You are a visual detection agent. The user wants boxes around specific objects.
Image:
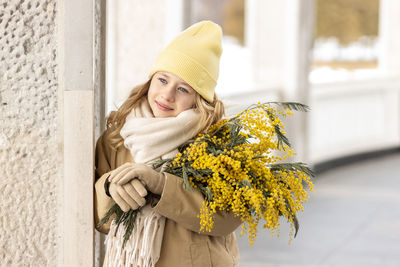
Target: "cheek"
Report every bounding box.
[179,95,196,110]
[147,83,157,101]
[147,89,154,102]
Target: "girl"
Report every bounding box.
[94,21,242,267]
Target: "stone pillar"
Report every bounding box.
[0,1,58,265]
[246,0,314,162]
[106,0,184,114]
[59,0,95,265]
[379,0,400,75]
[95,0,107,140]
[94,1,107,266]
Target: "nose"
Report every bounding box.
[162,84,175,102]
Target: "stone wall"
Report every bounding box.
[0,0,58,266]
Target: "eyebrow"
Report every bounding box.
[159,72,191,88]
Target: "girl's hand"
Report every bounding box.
[108,179,147,212]
[114,163,165,195]
[107,163,148,212]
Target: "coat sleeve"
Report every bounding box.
[153,172,243,237]
[94,131,115,234]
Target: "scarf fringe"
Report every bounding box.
[104,205,166,267]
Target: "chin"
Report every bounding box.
[153,110,173,118]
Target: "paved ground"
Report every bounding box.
[236,153,400,267]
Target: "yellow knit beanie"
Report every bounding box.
[149,20,223,102]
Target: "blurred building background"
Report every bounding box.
[106,0,399,166]
[0,0,399,266]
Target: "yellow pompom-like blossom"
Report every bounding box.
[165,102,314,244]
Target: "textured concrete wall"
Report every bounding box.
[0,0,58,266]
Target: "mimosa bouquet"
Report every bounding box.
[99,102,314,247]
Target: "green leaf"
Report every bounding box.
[274,125,291,149]
[122,209,138,248]
[270,162,315,178]
[293,214,299,238]
[268,101,310,112]
[284,198,300,238]
[199,186,213,201]
[182,166,193,191]
[239,179,252,189]
[151,158,173,169]
[265,108,291,149]
[97,204,121,228]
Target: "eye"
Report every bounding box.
[158,78,167,84]
[178,87,189,93]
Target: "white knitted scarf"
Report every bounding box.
[103,98,201,267]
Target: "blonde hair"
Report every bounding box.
[105,77,225,149]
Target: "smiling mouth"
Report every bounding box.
[155,101,173,111]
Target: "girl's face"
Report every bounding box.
[147,71,197,118]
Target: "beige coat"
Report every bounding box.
[94,127,242,267]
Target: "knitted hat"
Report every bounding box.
[149,20,223,102]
